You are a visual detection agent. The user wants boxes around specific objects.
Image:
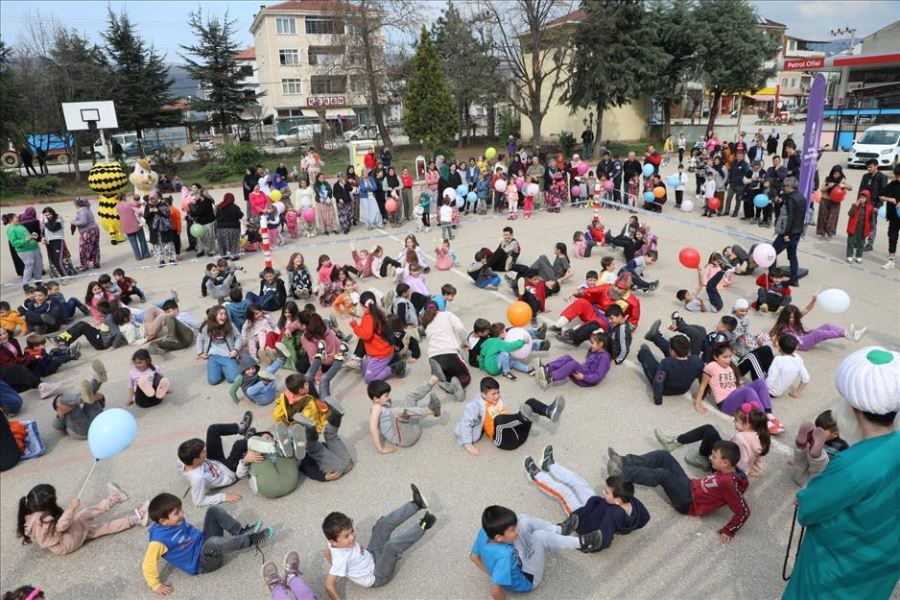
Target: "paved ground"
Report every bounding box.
[1,157,898,600]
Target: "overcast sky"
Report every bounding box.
[0,0,897,60]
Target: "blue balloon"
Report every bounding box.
[753,193,770,208]
[667,174,680,187]
[466,191,477,203]
[455,193,465,208]
[88,408,137,460]
[643,191,655,203]
[878,204,887,220]
[456,184,468,197]
[642,163,654,178]
[897,206,900,218]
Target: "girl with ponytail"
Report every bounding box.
[350,291,404,383]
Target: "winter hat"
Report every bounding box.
[834,347,900,415]
[238,354,259,372]
[733,298,750,311]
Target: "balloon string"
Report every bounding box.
[77,459,99,499]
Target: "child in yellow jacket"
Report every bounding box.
[272,373,329,433]
[0,301,26,336]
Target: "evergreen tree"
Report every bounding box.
[649,0,697,138]
[403,26,457,151]
[179,10,258,142]
[694,0,779,130]
[565,0,665,158]
[104,9,175,142]
[0,42,20,146]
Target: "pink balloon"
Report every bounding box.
[571,185,582,197]
[505,327,532,360]
[603,180,614,191]
[752,243,776,268]
[527,183,539,196]
[385,199,397,213]
[576,162,588,175]
[302,207,315,223]
[494,179,507,193]
[516,177,525,190]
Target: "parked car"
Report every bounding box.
[343,124,381,142]
[271,124,321,147]
[194,136,215,151]
[847,124,900,169]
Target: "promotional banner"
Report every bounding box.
[800,73,827,207]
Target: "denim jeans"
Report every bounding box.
[207,354,240,385]
[305,357,343,399]
[476,275,501,289]
[245,379,277,405]
[498,351,531,374]
[126,230,151,260]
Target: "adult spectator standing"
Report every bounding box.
[878,164,900,269]
[242,168,257,216]
[644,145,662,176]
[115,192,150,261]
[781,133,796,159]
[766,128,779,156]
[676,132,687,165]
[526,156,545,203]
[112,140,124,162]
[215,193,243,260]
[275,161,289,180]
[724,150,750,217]
[2,213,43,284]
[623,151,643,186]
[772,176,805,286]
[19,145,37,176]
[859,159,887,252]
[580,126,594,158]
[191,188,218,258]
[35,146,49,175]
[762,155,786,227]
[784,145,801,179]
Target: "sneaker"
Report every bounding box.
[767,415,786,435]
[852,325,866,342]
[644,319,661,342]
[654,428,681,452]
[81,380,95,404]
[78,302,91,316]
[315,340,326,361]
[381,289,395,310]
[334,342,349,361]
[287,424,307,461]
[239,519,263,536]
[428,393,442,417]
[38,381,62,399]
[523,456,540,481]
[579,530,604,553]
[273,423,294,458]
[540,444,554,472]
[547,396,565,423]
[685,452,712,471]
[107,482,129,506]
[419,511,437,531]
[537,340,551,351]
[854,256,863,263]
[518,403,534,422]
[261,562,281,591]
[284,550,302,579]
[558,512,579,536]
[343,355,362,372]
[274,342,291,359]
[607,448,623,477]
[534,322,547,340]
[292,413,317,429]
[449,377,465,402]
[549,324,562,334]
[645,281,659,293]
[54,331,72,347]
[429,358,447,383]
[670,311,681,324]
[795,422,814,449]
[846,256,854,263]
[392,359,408,378]
[239,410,254,435]
[516,278,525,297]
[808,427,827,458]
[411,483,428,510]
[68,341,81,361]
[882,258,895,270]
[322,395,344,416]
[505,255,514,271]
[249,526,276,547]
[501,372,517,381]
[132,499,150,527]
[536,362,550,390]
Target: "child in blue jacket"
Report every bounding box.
[537,331,611,390]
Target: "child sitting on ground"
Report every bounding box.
[637,331,704,405]
[608,440,750,541]
[676,263,733,313]
[202,262,240,304]
[524,446,650,549]
[432,284,457,312]
[52,359,107,439]
[752,267,791,313]
[247,267,287,312]
[789,410,849,486]
[435,239,458,271]
[45,281,90,322]
[467,250,501,290]
[599,256,617,284]
[177,412,253,506]
[112,268,146,305]
[286,252,314,300]
[18,482,147,556]
[620,250,659,293]
[142,493,275,595]
[351,243,376,278]
[478,322,534,381]
[19,332,79,377]
[367,378,442,454]
[455,376,565,455]
[469,504,603,598]
[537,331,611,390]
[126,349,171,409]
[332,278,360,318]
[573,231,589,259]
[323,485,435,598]
[467,318,492,368]
[0,301,27,336]
[229,354,276,406]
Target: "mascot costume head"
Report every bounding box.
[130,158,159,197]
[88,162,129,244]
[833,346,900,444]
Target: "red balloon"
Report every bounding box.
[829,187,846,202]
[678,247,701,269]
[707,197,721,211]
[385,199,398,213]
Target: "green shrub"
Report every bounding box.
[0,170,26,194]
[432,145,452,162]
[498,107,520,141]
[222,143,264,174]
[25,176,61,196]
[202,163,232,182]
[558,131,577,158]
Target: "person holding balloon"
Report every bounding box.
[817,165,852,239]
[190,189,218,258]
[769,298,866,352]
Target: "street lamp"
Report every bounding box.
[829,27,857,54]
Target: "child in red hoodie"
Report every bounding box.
[607,440,750,542]
[846,189,874,263]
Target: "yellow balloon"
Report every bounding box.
[269,189,282,202]
[485,147,497,160]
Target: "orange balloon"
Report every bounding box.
[653,186,666,199]
[507,301,533,327]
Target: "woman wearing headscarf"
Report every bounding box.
[72,197,101,270]
[346,165,360,226]
[314,172,337,235]
[144,193,176,265]
[358,168,382,229]
[40,207,76,277]
[817,165,852,239]
[215,192,244,260]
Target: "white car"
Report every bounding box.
[342,124,381,142]
[847,125,900,168]
[272,124,321,147]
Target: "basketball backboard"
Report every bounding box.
[62,101,118,132]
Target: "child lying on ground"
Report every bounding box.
[537,331,611,390]
[367,378,442,454]
[177,412,254,507]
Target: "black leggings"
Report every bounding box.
[379,257,402,277]
[677,424,722,457]
[206,423,248,473]
[64,321,107,350]
[738,346,774,380]
[410,292,430,313]
[570,321,601,346]
[431,353,472,387]
[134,371,164,408]
[888,219,899,255]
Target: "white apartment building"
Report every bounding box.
[248,0,385,133]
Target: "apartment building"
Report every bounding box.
[248,0,385,133]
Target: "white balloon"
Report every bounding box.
[680,199,694,212]
[752,243,777,268]
[505,327,532,360]
[527,183,539,196]
[494,180,507,193]
[442,187,455,199]
[817,288,851,314]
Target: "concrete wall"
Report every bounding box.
[862,20,900,54]
[520,99,650,144]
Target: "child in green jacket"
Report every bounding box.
[478,322,533,381]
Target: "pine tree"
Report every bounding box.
[104,9,175,142]
[179,10,258,142]
[403,26,457,151]
[649,0,697,138]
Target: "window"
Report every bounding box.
[282,79,302,95]
[349,75,367,94]
[276,17,296,35]
[781,78,788,87]
[310,76,346,95]
[308,46,343,66]
[279,49,300,65]
[791,78,797,88]
[305,16,343,35]
[238,65,254,78]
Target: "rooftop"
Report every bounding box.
[234,47,256,61]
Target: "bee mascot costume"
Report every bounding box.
[130,158,159,197]
[88,162,129,244]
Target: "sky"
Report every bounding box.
[0,0,897,61]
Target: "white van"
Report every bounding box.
[847,125,900,168]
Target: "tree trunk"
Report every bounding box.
[594,103,604,160]
[663,100,672,141]
[705,89,722,133]
[358,8,392,148]
[487,104,496,138]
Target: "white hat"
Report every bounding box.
[733,298,750,311]
[834,347,900,415]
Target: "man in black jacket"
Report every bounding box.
[724,150,749,217]
[859,159,888,251]
[771,177,805,286]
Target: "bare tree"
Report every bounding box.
[478,0,574,145]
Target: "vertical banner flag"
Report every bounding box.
[800,74,827,207]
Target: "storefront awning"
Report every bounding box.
[324,108,355,119]
[746,94,775,102]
